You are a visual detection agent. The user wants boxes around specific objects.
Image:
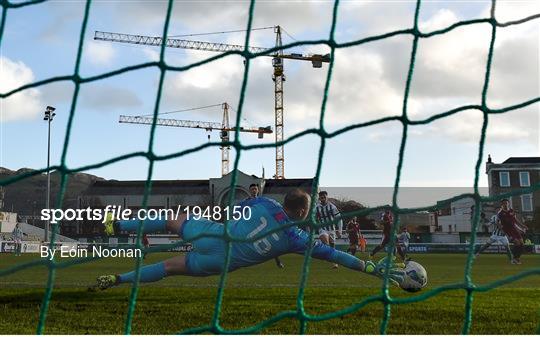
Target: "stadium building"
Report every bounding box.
[486,155,539,221]
[78,170,313,234]
[426,156,540,243]
[435,197,482,235]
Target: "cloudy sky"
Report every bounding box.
[1,0,539,190]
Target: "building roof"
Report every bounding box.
[264,178,314,193]
[84,180,209,196]
[502,157,540,164]
[84,177,315,196]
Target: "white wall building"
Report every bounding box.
[0,212,17,233]
[437,197,483,233]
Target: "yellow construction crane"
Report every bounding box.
[119,102,272,176]
[95,26,330,179]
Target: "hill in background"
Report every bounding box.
[0,167,103,217]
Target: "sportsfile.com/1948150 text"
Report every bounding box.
[39,205,252,224]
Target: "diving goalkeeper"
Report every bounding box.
[94,189,405,289]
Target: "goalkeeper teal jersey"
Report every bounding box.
[182,197,361,276]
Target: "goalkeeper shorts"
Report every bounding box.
[181,218,227,276]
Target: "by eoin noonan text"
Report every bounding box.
[40,246,142,260]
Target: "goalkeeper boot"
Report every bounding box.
[96,275,119,290]
[103,212,118,236]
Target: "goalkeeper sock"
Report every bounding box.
[118,218,167,233]
[118,262,167,284]
[331,249,363,271]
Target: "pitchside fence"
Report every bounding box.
[2,240,538,255]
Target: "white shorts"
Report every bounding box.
[318,229,336,241]
[398,242,409,250]
[488,235,509,245]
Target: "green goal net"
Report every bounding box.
[1,0,539,334]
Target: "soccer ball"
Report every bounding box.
[400,261,428,293]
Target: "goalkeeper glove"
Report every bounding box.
[364,257,405,286]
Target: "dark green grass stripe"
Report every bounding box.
[210,1,259,333]
[461,1,499,333]
[36,0,93,332]
[123,0,176,333]
[380,0,422,333]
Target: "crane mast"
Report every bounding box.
[272,26,285,179]
[220,103,230,176]
[95,28,329,179]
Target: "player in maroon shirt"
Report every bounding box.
[142,234,150,259]
[346,216,361,256]
[369,209,393,259]
[498,199,527,264]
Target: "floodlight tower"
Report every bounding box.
[43,105,56,242]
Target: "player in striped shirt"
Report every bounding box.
[12,223,23,256]
[396,227,410,262]
[315,191,343,269]
[474,214,513,262]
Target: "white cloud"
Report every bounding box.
[141,47,160,62]
[0,57,43,122]
[79,84,142,112]
[419,8,461,32]
[488,26,539,108]
[109,1,329,38]
[336,2,414,41]
[85,40,116,66]
[327,47,405,123]
[404,7,538,144]
[408,104,538,145]
[492,1,540,23]
[485,105,538,144]
[93,2,537,147]
[38,2,84,44]
[161,52,244,113]
[412,9,491,100]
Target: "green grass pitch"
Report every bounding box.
[0,253,538,334]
